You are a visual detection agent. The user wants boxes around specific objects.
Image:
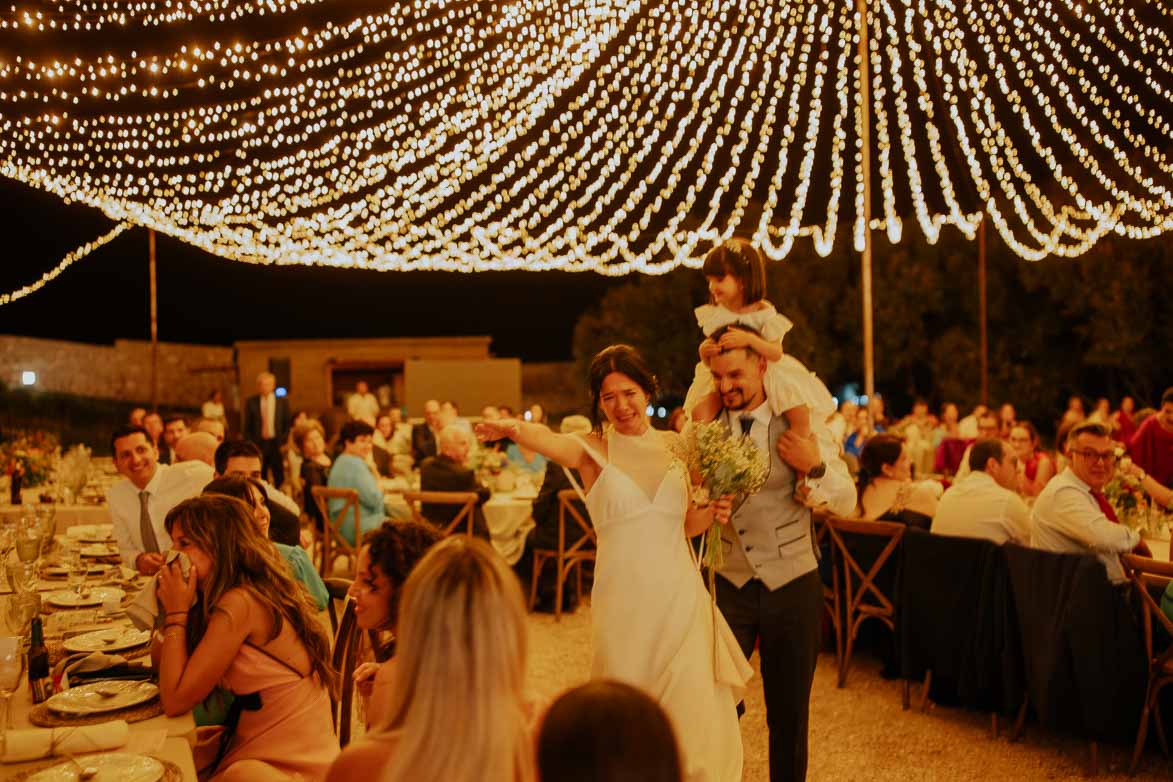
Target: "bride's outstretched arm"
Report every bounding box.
[474,419,595,475]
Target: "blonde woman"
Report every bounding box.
[155,494,339,781]
[324,536,535,782]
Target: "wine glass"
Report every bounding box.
[0,636,24,740]
[67,549,86,597]
[14,517,40,565]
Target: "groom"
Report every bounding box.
[707,324,856,782]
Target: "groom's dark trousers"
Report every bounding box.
[716,570,823,782]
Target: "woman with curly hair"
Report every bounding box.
[346,520,442,726]
[156,494,339,781]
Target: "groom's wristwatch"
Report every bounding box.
[808,462,827,479]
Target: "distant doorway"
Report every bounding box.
[327,362,405,412]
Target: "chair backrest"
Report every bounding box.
[323,577,353,637]
[311,486,360,577]
[1121,554,1173,670]
[556,488,597,558]
[826,516,906,622]
[329,598,392,747]
[402,490,479,536]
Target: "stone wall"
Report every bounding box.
[0,335,236,409]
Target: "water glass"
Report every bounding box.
[14,518,40,564]
[67,551,86,595]
[0,637,25,737]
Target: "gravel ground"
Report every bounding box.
[525,604,1173,782]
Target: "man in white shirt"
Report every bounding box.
[1032,421,1147,584]
[933,438,1031,544]
[347,381,380,425]
[107,426,213,574]
[953,412,1001,481]
[958,404,988,440]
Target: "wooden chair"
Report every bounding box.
[324,578,352,637]
[329,598,391,748]
[311,486,360,578]
[402,490,479,537]
[825,516,905,688]
[529,489,597,621]
[811,513,844,678]
[1122,554,1173,775]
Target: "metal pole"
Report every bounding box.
[857,0,875,398]
[149,229,159,411]
[978,215,988,405]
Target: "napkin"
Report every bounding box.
[56,651,130,691]
[126,550,192,632]
[0,721,129,762]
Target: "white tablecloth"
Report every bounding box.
[483,493,535,565]
[1,504,112,534]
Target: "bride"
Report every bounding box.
[475,345,752,782]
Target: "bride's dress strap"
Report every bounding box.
[563,465,589,504]
[570,432,607,468]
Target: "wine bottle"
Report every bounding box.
[28,617,51,704]
[8,468,22,506]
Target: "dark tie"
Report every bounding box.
[1090,489,1119,523]
[139,491,161,554]
[739,415,754,438]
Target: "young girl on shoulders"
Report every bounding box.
[685,238,839,494]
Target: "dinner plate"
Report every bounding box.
[26,752,164,782]
[79,544,118,558]
[45,680,159,716]
[63,627,152,653]
[42,564,110,579]
[45,587,124,608]
[67,525,115,543]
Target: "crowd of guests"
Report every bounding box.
[107,378,686,782]
[835,388,1173,596]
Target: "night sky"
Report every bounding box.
[0,179,630,361]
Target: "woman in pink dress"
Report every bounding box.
[155,495,339,781]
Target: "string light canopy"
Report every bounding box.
[0,0,1170,283]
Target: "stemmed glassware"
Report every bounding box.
[0,636,24,741]
[14,516,41,566]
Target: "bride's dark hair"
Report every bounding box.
[587,345,659,433]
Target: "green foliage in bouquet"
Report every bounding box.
[1,430,59,488]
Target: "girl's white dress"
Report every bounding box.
[576,429,752,782]
[684,301,841,501]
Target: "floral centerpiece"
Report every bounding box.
[1105,457,1170,538]
[1,430,59,489]
[57,444,93,499]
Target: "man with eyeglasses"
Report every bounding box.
[1032,421,1149,584]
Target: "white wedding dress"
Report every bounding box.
[576,429,753,782]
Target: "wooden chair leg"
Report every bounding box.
[838,620,857,688]
[918,670,932,713]
[1010,693,1029,743]
[528,556,543,612]
[1130,695,1151,775]
[554,560,565,623]
[1153,693,1169,757]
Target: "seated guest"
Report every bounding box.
[327,420,386,546]
[932,402,961,449]
[1113,396,1138,443]
[174,432,219,468]
[348,520,444,726]
[828,400,858,449]
[296,423,332,532]
[203,475,329,611]
[1032,422,1146,584]
[998,402,1016,439]
[517,415,591,612]
[1007,421,1055,497]
[108,425,213,575]
[899,398,938,477]
[128,407,147,427]
[214,440,302,547]
[537,681,683,782]
[143,412,165,461]
[843,407,873,459]
[857,434,941,529]
[442,400,474,436]
[954,411,1000,481]
[160,415,188,466]
[932,439,1031,544]
[527,403,547,425]
[1129,387,1173,488]
[155,495,338,779]
[958,404,987,440]
[418,425,490,537]
[201,389,226,425]
[867,394,889,431]
[410,399,443,463]
[506,438,548,475]
[324,537,535,782]
[193,417,226,443]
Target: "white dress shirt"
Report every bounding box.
[108,461,214,565]
[1031,467,1139,583]
[958,415,979,439]
[726,401,856,518]
[932,471,1031,545]
[260,393,276,439]
[347,392,380,425]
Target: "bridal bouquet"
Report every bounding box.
[674,419,769,572]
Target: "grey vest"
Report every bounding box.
[716,413,816,590]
